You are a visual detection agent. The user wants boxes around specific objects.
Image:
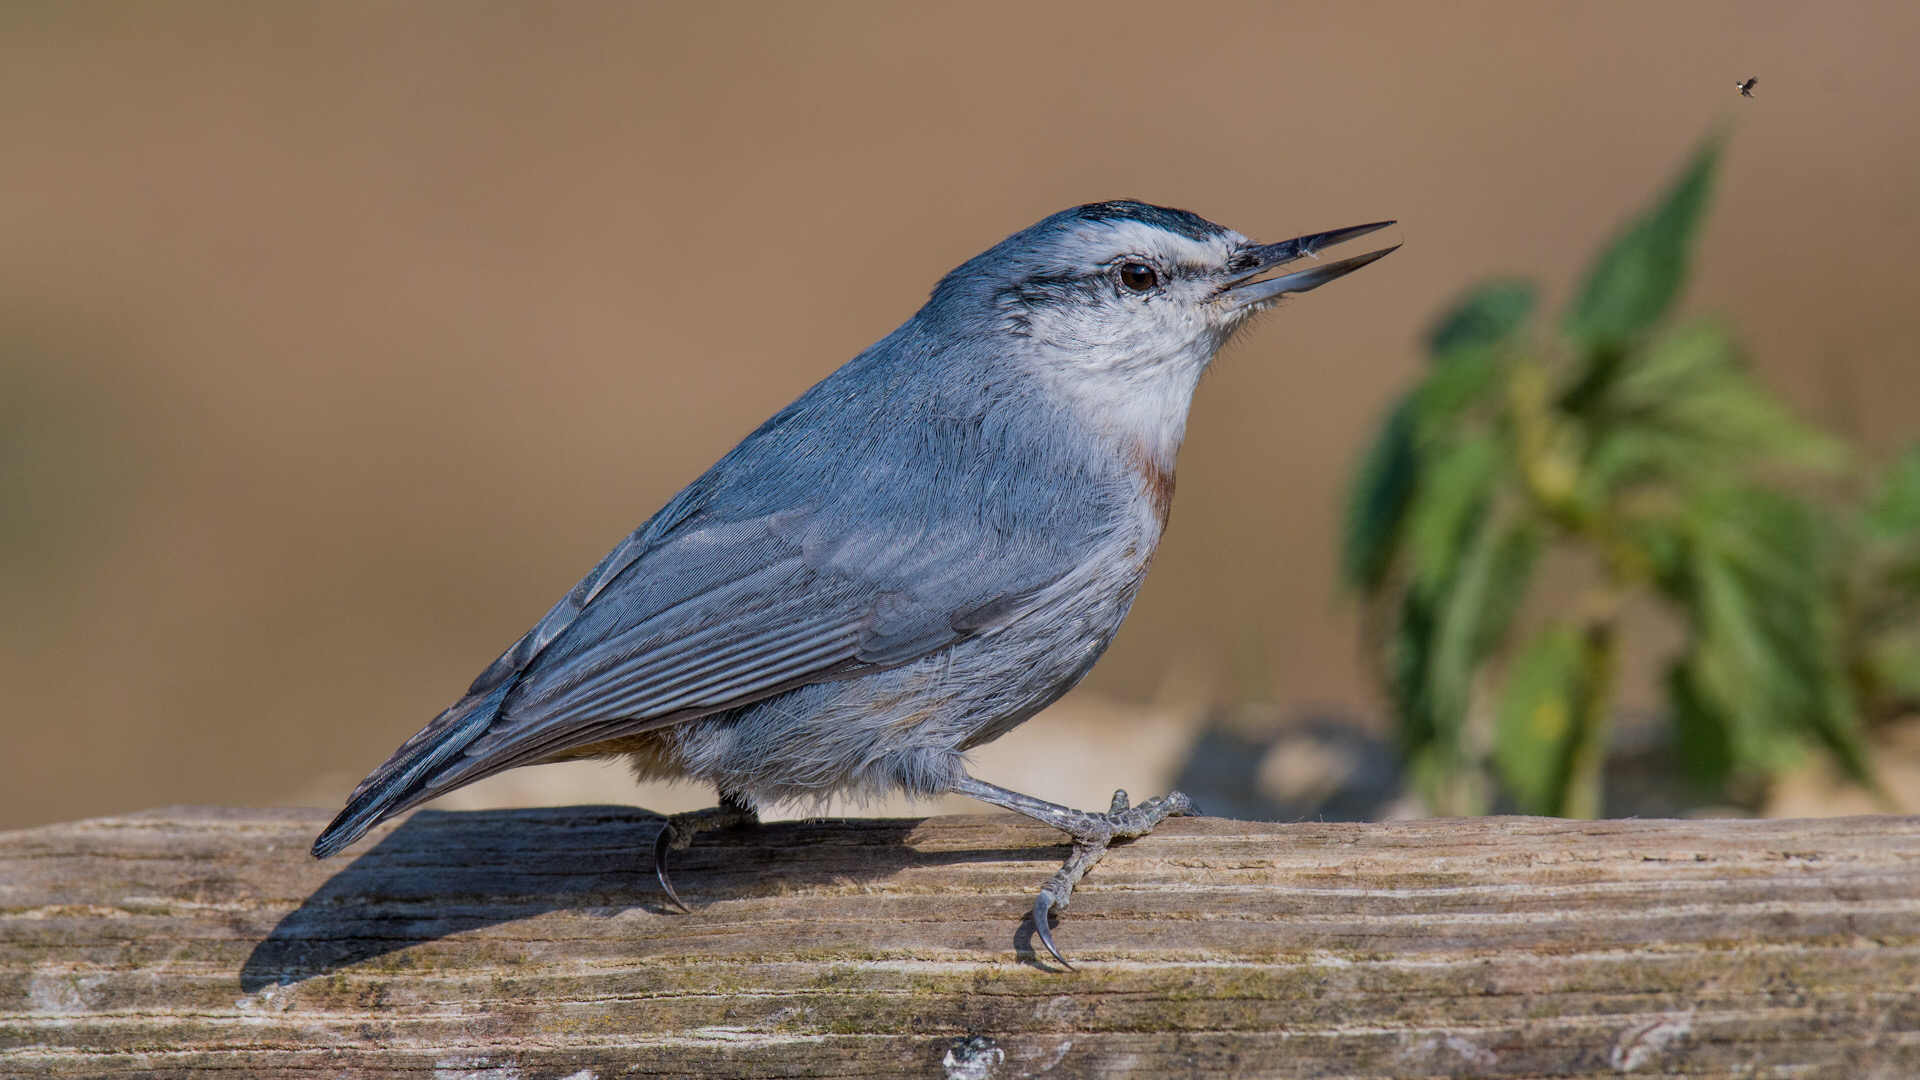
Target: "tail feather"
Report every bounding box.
[310,680,514,858]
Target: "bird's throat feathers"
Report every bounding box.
[1024,325,1220,475]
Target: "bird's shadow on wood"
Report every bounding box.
[240,805,1055,992]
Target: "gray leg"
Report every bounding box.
[652,794,757,912]
[952,774,1197,968]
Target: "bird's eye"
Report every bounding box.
[1118,262,1158,292]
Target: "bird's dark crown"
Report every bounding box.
[1067,200,1229,243]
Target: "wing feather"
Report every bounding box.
[313,368,1119,860]
[417,518,1028,796]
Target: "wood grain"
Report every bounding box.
[2,806,1917,1078]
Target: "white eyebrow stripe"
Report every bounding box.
[1073,220,1246,268]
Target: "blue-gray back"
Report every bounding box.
[312,299,1134,855]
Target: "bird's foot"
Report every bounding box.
[652,797,757,913]
[1028,788,1197,969]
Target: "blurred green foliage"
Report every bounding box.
[1344,133,1920,816]
[1848,447,1920,729]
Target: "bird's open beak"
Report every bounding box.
[1217,221,1399,310]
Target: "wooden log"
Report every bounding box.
[1,806,1917,1078]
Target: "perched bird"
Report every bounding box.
[1737,77,1758,98]
[313,201,1397,965]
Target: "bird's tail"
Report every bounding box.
[309,679,515,858]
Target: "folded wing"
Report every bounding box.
[311,490,1063,857]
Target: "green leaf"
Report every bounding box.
[1665,486,1873,787]
[1865,445,1920,541]
[1418,508,1511,817]
[1621,321,1844,467]
[1429,281,1535,358]
[1619,318,1741,394]
[1405,432,1504,595]
[1346,126,1886,814]
[1564,134,1722,351]
[1342,394,1419,591]
[1683,536,1787,772]
[1866,631,1920,705]
[1388,588,1441,755]
[1412,346,1503,439]
[1495,624,1584,814]
[1629,517,1689,591]
[1472,523,1543,660]
[1576,320,1845,516]
[1667,660,1734,790]
[1344,288,1526,595]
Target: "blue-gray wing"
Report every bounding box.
[310,326,1127,860]
[311,487,1067,857]
[444,505,1047,782]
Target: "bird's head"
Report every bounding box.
[927,200,1397,460]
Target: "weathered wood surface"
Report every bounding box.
[1,807,1917,1079]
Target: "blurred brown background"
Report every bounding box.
[1,2,1916,831]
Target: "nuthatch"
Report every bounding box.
[314,202,1397,966]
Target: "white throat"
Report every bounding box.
[1029,330,1221,471]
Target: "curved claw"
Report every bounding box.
[653,826,691,914]
[1031,892,1072,970]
